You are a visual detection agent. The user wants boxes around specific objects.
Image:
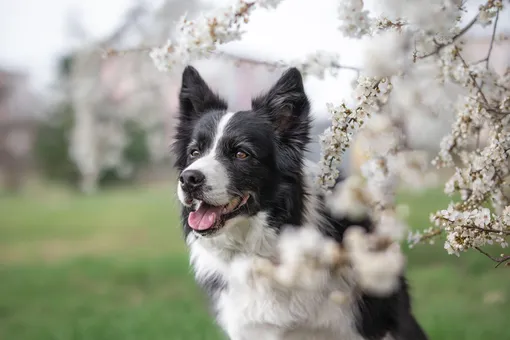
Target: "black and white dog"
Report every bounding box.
[173,65,427,340]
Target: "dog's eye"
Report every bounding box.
[235,150,249,160]
[190,149,200,158]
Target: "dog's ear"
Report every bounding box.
[251,68,311,143]
[179,65,227,119]
[173,66,227,171]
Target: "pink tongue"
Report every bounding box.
[188,204,223,231]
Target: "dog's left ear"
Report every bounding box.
[173,66,227,171]
[179,65,227,119]
[252,68,311,144]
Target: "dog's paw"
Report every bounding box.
[253,226,349,290]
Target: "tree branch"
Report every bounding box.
[436,216,510,236]
[103,46,362,76]
[475,247,510,268]
[485,9,500,69]
[463,225,510,236]
[416,14,478,59]
[457,52,490,106]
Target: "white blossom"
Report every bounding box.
[344,227,405,296]
[326,175,371,221]
[478,0,503,27]
[363,30,413,77]
[150,0,284,72]
[337,0,373,39]
[289,51,343,79]
[317,76,390,190]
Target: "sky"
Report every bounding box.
[0,0,137,89]
[0,0,508,92]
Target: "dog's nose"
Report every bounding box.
[179,170,205,191]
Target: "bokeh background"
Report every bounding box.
[0,0,509,339]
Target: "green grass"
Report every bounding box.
[0,182,508,339]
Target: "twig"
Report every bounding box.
[416,228,443,243]
[475,126,481,150]
[475,247,510,268]
[485,9,500,69]
[487,108,510,115]
[331,62,362,72]
[101,46,152,58]
[102,45,362,76]
[417,14,478,59]
[435,216,510,236]
[462,225,510,236]
[457,52,490,106]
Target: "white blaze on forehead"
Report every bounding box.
[179,112,237,206]
[211,111,235,156]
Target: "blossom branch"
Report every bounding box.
[475,247,510,268]
[416,14,478,60]
[150,0,284,72]
[317,77,385,190]
[465,225,510,236]
[435,216,510,236]
[333,0,509,263]
[485,9,500,69]
[457,51,490,106]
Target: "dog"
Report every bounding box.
[172,65,428,340]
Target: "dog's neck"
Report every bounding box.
[189,191,323,264]
[189,211,279,261]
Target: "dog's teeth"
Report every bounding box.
[241,195,249,205]
[227,199,236,211]
[196,201,203,210]
[223,197,241,214]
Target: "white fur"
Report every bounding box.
[186,175,368,340]
[178,112,236,206]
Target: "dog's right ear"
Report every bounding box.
[179,66,227,119]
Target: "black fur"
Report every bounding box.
[172,65,427,339]
[174,65,229,172]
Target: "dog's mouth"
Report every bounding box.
[187,194,250,234]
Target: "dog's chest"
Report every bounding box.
[190,243,363,340]
[216,280,363,340]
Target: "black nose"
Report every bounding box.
[179,170,205,191]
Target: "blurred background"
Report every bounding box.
[0,0,509,339]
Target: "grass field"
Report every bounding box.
[0,182,508,340]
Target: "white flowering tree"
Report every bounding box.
[140,0,510,273]
[67,0,205,193]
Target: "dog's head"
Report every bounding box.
[173,65,311,237]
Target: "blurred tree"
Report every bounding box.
[34,102,79,186]
[34,96,152,188]
[61,0,206,193]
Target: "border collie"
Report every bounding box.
[172,65,428,340]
